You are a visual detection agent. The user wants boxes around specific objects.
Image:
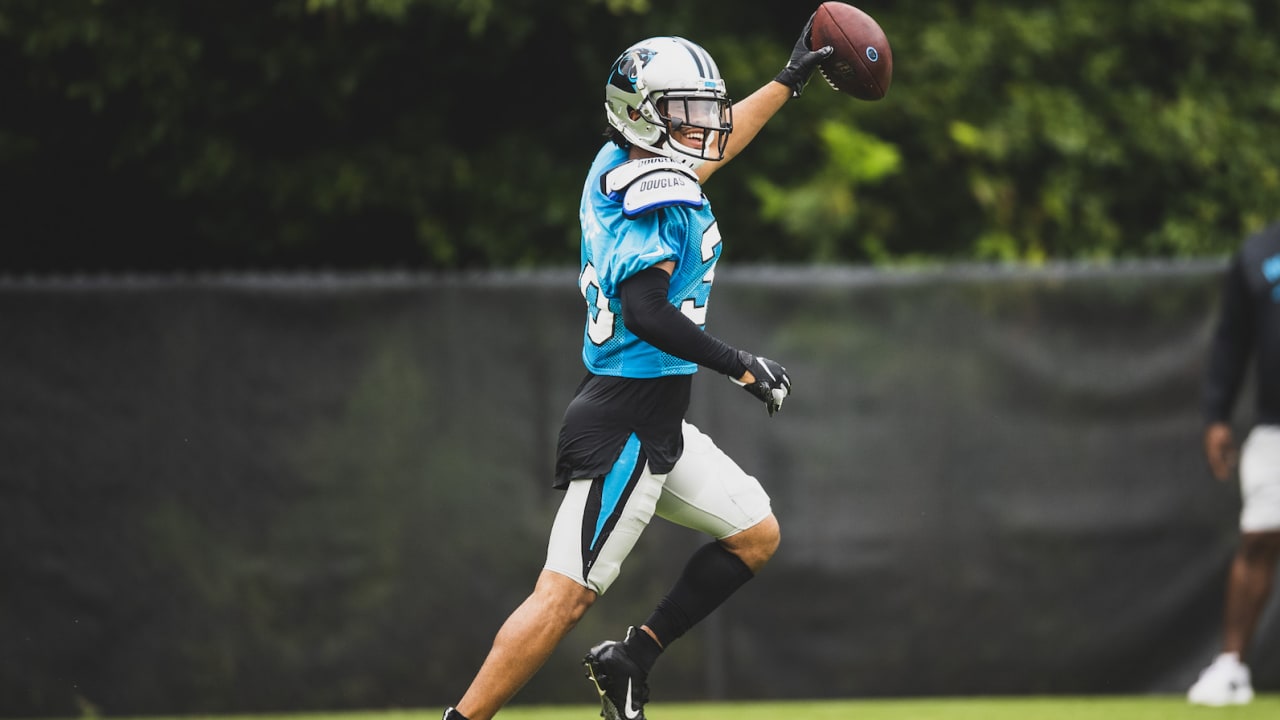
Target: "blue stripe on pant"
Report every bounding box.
[582,432,646,578]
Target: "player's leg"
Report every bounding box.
[1222,530,1280,655]
[451,570,595,720]
[1218,425,1280,655]
[1190,530,1280,707]
[454,435,666,720]
[645,421,779,642]
[1227,426,1280,658]
[584,422,777,720]
[1190,425,1280,706]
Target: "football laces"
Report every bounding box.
[818,67,839,91]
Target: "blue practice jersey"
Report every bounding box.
[577,143,723,378]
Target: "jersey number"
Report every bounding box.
[580,223,722,346]
[679,222,720,326]
[579,263,615,346]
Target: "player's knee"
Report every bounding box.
[752,509,773,548]
[533,570,598,625]
[727,514,780,572]
[756,514,782,561]
[560,582,597,619]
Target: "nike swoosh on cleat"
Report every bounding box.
[624,679,642,720]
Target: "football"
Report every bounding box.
[809,2,893,100]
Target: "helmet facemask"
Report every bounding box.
[605,37,734,169]
[652,94,732,164]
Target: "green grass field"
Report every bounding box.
[499,696,1280,720]
[135,696,1280,720]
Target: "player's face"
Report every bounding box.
[660,97,730,151]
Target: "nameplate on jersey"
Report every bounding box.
[602,158,704,219]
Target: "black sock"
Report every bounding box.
[622,626,664,675]
[643,541,755,649]
[444,707,470,720]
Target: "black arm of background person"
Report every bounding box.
[1202,253,1257,424]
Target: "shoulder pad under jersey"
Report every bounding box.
[601,158,704,219]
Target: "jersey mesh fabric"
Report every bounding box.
[579,143,722,378]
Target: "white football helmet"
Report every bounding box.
[605,36,733,169]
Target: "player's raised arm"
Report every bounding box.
[698,3,894,183]
[697,13,830,184]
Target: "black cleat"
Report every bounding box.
[583,628,650,720]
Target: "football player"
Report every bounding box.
[442,18,831,720]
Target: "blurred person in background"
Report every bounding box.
[440,16,833,720]
[1188,221,1280,706]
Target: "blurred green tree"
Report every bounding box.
[0,0,1277,272]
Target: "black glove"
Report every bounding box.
[774,13,834,98]
[731,350,791,416]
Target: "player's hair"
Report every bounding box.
[605,126,631,150]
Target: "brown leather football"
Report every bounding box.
[810,2,893,100]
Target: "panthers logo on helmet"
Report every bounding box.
[608,47,656,92]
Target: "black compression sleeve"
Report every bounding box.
[643,541,755,648]
[619,266,748,378]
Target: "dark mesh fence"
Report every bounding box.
[1,263,1276,717]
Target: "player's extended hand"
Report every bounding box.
[1203,422,1238,481]
[731,351,791,416]
[774,12,834,98]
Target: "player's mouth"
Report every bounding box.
[677,129,706,145]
